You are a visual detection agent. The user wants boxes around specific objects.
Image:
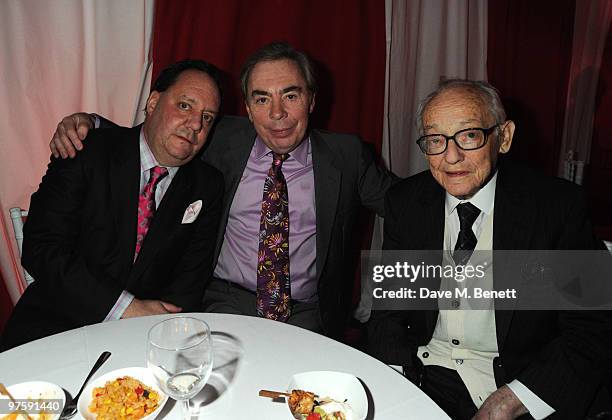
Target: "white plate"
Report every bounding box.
[77,367,168,420]
[287,371,368,420]
[0,381,65,420]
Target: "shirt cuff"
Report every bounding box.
[92,113,100,129]
[507,380,555,419]
[104,290,135,321]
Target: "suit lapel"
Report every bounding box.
[311,130,341,283]
[493,163,536,351]
[109,126,141,269]
[210,124,257,260]
[419,177,446,332]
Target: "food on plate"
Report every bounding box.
[1,414,52,420]
[88,376,160,419]
[288,390,354,420]
[288,390,316,415]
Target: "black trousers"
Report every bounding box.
[413,364,610,420]
[419,365,479,420]
[202,278,323,333]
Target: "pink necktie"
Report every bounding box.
[135,166,168,259]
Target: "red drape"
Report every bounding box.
[489,0,612,239]
[587,24,612,240]
[488,0,576,176]
[152,0,386,151]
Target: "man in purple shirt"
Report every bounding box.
[49,42,395,337]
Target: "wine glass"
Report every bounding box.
[147,316,213,419]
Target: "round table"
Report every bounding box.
[0,313,449,419]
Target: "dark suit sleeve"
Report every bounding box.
[157,169,224,311]
[96,114,122,129]
[22,149,125,323]
[513,189,612,415]
[367,187,419,366]
[357,141,398,216]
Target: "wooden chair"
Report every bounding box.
[9,207,35,286]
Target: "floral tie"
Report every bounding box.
[256,153,291,321]
[135,166,168,260]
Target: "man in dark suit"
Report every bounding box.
[1,60,224,351]
[368,79,611,419]
[47,42,394,338]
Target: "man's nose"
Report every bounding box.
[187,113,203,133]
[269,98,287,120]
[444,139,464,164]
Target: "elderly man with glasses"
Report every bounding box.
[368,79,611,419]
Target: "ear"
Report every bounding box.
[308,93,316,114]
[146,91,161,115]
[245,100,254,122]
[498,120,515,154]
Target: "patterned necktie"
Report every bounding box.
[135,166,168,259]
[453,202,481,265]
[257,153,291,321]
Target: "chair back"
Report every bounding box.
[9,207,35,285]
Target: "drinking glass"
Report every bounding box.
[147,316,213,419]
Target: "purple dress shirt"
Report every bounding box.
[214,136,317,301]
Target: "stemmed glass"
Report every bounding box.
[147,317,213,419]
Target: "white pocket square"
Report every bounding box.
[182,200,203,224]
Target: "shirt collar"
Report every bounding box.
[445,170,498,217]
[254,135,310,167]
[139,128,178,177]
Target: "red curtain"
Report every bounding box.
[152,0,386,151]
[488,0,576,176]
[488,0,612,239]
[587,24,612,240]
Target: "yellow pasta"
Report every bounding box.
[88,376,160,420]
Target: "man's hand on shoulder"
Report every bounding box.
[121,298,182,319]
[50,112,95,159]
[472,385,528,420]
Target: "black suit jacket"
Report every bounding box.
[1,126,223,350]
[203,116,395,337]
[367,161,612,418]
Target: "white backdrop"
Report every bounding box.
[356,0,488,322]
[0,0,154,302]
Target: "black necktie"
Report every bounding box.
[453,202,481,265]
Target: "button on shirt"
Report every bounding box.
[104,129,178,320]
[214,136,317,301]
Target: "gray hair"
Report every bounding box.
[239,41,317,98]
[416,79,507,136]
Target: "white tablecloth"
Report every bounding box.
[0,313,449,419]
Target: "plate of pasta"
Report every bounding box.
[77,367,167,420]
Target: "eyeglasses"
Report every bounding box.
[416,125,499,155]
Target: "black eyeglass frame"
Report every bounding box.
[416,125,500,155]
